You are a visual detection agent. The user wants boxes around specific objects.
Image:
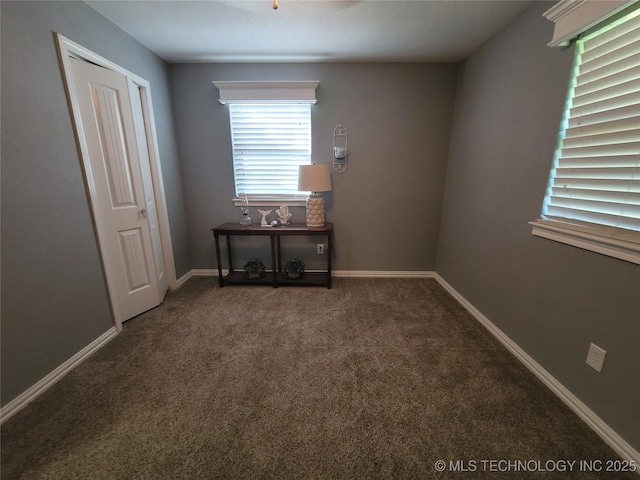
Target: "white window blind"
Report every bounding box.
[542,8,640,234]
[229,103,311,199]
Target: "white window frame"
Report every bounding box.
[213,81,319,207]
[532,3,640,265]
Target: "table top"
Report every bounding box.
[212,222,333,234]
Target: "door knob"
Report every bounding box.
[140,208,148,218]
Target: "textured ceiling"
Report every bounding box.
[85,0,534,63]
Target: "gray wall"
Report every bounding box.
[437,2,640,451]
[170,63,457,272]
[1,1,190,405]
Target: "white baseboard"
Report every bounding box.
[175,270,193,288]
[190,268,219,277]
[433,273,640,467]
[183,269,436,280]
[333,270,436,278]
[176,269,224,288]
[0,326,119,424]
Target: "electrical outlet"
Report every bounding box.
[586,343,607,373]
[316,244,325,255]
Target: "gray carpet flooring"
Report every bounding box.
[1,277,636,479]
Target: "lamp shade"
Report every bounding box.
[298,164,332,192]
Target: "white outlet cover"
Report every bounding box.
[586,343,607,373]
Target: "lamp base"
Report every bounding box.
[305,193,325,227]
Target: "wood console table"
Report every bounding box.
[212,222,333,288]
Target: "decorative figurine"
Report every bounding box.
[258,209,272,227]
[276,205,292,225]
[239,211,251,226]
[239,195,251,226]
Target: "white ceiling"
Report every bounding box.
[85,0,534,63]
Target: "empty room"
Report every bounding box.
[1,0,638,478]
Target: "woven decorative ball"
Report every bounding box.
[243,259,265,279]
[283,259,305,279]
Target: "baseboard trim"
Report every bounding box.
[190,268,219,277]
[183,269,436,280]
[176,269,226,288]
[333,270,436,278]
[175,270,193,288]
[433,273,640,466]
[0,326,119,424]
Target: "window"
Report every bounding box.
[213,81,319,206]
[531,6,640,265]
[229,103,311,201]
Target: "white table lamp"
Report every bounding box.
[298,164,332,227]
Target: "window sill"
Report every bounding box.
[232,197,307,208]
[529,218,640,265]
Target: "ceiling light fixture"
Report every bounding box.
[272,0,278,10]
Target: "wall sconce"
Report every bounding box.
[333,124,348,173]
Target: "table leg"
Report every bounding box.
[276,236,282,272]
[226,236,233,274]
[270,235,277,288]
[214,233,224,287]
[327,231,332,289]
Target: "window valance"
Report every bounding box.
[212,81,319,104]
[543,0,636,46]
